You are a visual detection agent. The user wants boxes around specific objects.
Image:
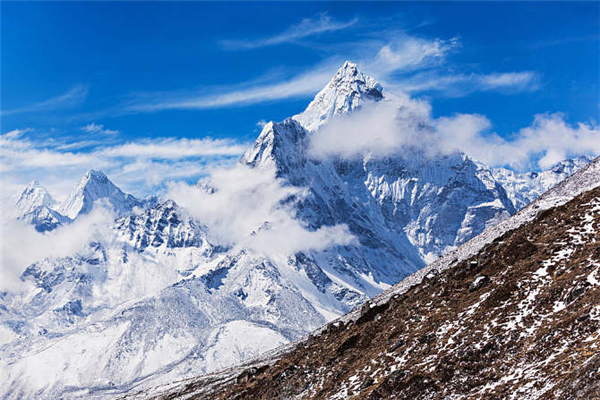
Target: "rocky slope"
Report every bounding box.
[144,156,600,400]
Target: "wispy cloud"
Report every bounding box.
[392,70,540,97]
[1,85,88,116]
[126,33,538,113]
[82,123,119,135]
[369,36,460,74]
[0,129,248,200]
[220,13,358,50]
[526,34,599,50]
[100,137,247,159]
[125,64,336,112]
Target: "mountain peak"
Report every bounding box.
[81,169,109,185]
[60,169,140,219]
[338,60,359,76]
[293,61,384,132]
[26,179,41,189]
[16,180,55,214]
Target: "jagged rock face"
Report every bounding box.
[115,200,212,252]
[59,169,143,219]
[493,155,591,209]
[172,175,600,400]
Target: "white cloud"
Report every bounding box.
[436,112,600,169]
[0,203,116,292]
[220,13,358,50]
[370,36,460,74]
[309,101,424,159]
[308,96,599,171]
[0,130,247,200]
[1,85,88,116]
[82,123,119,135]
[167,163,355,255]
[392,70,539,96]
[100,137,247,159]
[125,65,335,112]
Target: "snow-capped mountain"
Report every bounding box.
[0,61,594,400]
[15,181,70,232]
[13,170,152,233]
[59,169,145,219]
[16,180,56,215]
[493,155,592,209]
[244,62,516,264]
[292,60,384,132]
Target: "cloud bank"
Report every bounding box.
[0,129,248,200]
[308,99,599,170]
[167,163,355,255]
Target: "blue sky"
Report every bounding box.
[1,1,599,198]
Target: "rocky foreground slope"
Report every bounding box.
[138,157,600,400]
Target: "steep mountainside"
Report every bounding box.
[146,157,600,400]
[59,169,146,219]
[243,62,516,266]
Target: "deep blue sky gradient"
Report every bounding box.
[2,1,599,147]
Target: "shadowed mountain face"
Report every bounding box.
[151,161,600,400]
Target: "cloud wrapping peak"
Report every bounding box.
[308,97,599,171]
[167,163,355,255]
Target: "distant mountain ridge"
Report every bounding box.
[492,155,592,209]
[14,170,155,232]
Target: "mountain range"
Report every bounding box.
[0,61,593,399]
